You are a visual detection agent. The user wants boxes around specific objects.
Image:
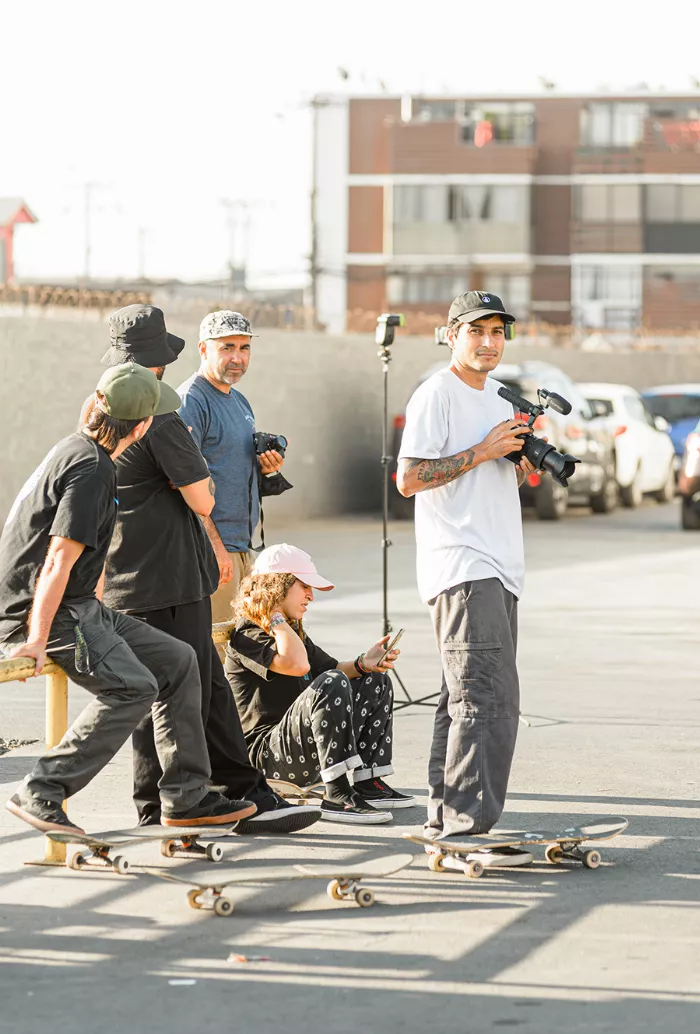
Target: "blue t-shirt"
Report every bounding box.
[177,373,260,552]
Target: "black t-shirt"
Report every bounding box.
[103,412,219,613]
[225,621,338,764]
[0,433,117,644]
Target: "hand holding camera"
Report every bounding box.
[253,431,288,475]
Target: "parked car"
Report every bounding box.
[390,360,618,521]
[678,420,700,530]
[579,383,676,507]
[640,385,700,473]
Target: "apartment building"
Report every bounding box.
[311,93,700,333]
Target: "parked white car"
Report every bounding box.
[579,383,676,507]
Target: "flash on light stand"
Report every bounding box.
[375,313,405,348]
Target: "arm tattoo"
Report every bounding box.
[208,477,216,498]
[407,450,477,491]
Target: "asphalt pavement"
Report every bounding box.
[1,498,699,1033]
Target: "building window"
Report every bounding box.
[573,265,642,304]
[393,185,449,223]
[575,184,641,222]
[459,103,535,146]
[387,272,530,316]
[645,184,700,222]
[394,185,528,225]
[412,99,457,123]
[580,103,647,147]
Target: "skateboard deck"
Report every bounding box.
[267,779,325,803]
[404,817,628,878]
[153,852,414,916]
[47,824,238,874]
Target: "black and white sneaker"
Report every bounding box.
[236,792,321,834]
[354,777,416,810]
[6,792,86,835]
[320,791,392,825]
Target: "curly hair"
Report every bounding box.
[234,572,305,636]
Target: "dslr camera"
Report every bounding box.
[497,385,580,487]
[253,431,288,458]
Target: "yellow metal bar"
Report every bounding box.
[44,670,69,863]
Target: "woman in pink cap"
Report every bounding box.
[224,543,415,824]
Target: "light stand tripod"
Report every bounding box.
[376,314,439,712]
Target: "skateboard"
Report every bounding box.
[47,824,238,875]
[404,817,628,878]
[267,778,325,803]
[153,852,414,917]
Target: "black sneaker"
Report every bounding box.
[162,791,256,828]
[6,793,86,835]
[320,791,392,825]
[235,792,321,834]
[354,777,416,810]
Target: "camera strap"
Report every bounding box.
[247,460,265,554]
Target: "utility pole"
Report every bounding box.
[137,227,149,281]
[84,182,94,283]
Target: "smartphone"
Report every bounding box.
[379,628,404,666]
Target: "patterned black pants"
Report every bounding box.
[255,669,394,786]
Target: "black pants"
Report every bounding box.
[254,669,395,786]
[131,596,271,824]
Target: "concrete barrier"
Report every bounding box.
[1,313,699,525]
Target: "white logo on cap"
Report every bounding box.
[482,295,491,303]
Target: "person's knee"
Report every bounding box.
[130,669,159,708]
[167,639,199,681]
[313,669,352,700]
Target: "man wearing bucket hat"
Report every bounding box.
[0,363,256,835]
[225,544,415,824]
[177,311,290,624]
[98,305,320,834]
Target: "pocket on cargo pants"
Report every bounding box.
[442,641,504,719]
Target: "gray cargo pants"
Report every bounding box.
[427,578,520,838]
[16,599,211,814]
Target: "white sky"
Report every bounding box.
[2,0,699,286]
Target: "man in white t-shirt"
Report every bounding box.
[397,290,544,857]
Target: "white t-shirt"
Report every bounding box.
[398,366,525,603]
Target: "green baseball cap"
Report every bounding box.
[94,362,181,420]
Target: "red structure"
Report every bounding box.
[0,198,38,283]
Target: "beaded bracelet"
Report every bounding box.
[355,653,371,675]
[269,612,287,630]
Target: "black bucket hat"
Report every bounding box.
[101,304,186,367]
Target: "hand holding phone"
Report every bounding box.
[378,628,404,667]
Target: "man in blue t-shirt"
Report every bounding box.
[177,311,289,623]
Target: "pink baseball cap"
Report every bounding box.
[252,543,335,591]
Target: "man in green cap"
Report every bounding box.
[0,363,256,835]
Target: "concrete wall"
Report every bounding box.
[1,312,699,526]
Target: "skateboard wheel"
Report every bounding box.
[545,845,564,865]
[111,854,130,875]
[67,850,86,871]
[205,843,224,863]
[428,852,447,873]
[355,888,375,908]
[582,849,601,870]
[327,879,346,901]
[466,860,484,879]
[160,840,177,858]
[187,889,203,910]
[213,897,234,917]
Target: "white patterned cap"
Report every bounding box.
[199,310,257,342]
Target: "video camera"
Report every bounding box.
[497,385,580,487]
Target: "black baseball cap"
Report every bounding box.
[102,304,186,367]
[448,291,516,325]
